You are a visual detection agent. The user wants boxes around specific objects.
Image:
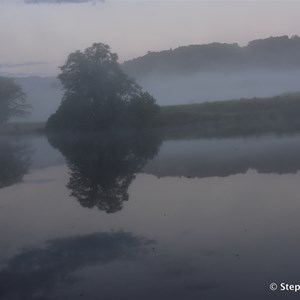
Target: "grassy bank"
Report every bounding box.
[2,93,300,136]
[157,93,300,137]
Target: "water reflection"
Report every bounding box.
[48,131,161,213]
[144,135,300,178]
[0,231,154,300]
[0,137,31,189]
[1,134,300,299]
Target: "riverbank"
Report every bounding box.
[2,93,300,136]
[157,93,300,137]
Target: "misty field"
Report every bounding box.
[157,93,300,136]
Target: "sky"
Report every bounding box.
[1,0,300,76]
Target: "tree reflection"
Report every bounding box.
[48,130,161,213]
[0,137,30,189]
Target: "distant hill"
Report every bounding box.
[121,36,300,106]
[122,35,300,77]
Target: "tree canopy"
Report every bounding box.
[0,76,30,124]
[46,43,159,131]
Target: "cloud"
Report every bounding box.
[0,61,50,69]
[0,231,154,299]
[25,0,104,4]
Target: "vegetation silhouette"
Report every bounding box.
[46,43,159,131]
[157,93,300,136]
[48,130,161,213]
[123,35,300,77]
[0,76,31,124]
[0,137,31,189]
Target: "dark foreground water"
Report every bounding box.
[1,132,300,299]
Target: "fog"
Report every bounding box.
[14,76,62,122]
[136,69,300,106]
[14,68,300,122]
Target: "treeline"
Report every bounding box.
[157,93,300,137]
[122,36,300,77]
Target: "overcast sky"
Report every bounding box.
[1,0,300,76]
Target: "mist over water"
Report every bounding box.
[136,69,300,105]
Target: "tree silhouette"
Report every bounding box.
[48,131,161,213]
[0,76,31,124]
[46,43,159,131]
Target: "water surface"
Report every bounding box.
[1,132,300,299]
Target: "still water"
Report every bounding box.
[1,132,300,299]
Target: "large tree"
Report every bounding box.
[47,43,159,131]
[0,76,30,124]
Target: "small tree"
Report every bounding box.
[47,43,159,131]
[0,77,30,124]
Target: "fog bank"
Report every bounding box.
[136,70,300,106]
